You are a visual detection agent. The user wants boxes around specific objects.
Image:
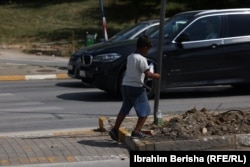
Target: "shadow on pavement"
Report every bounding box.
[57,84,250,102]
[77,139,128,149]
[56,81,93,89]
[57,91,121,102]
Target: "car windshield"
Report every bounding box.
[149,14,194,39]
[108,22,157,42]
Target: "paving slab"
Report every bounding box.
[0,129,129,166]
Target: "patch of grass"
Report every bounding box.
[0,1,165,44]
[0,1,169,56]
[0,1,101,44]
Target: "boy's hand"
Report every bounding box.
[145,70,160,79]
[154,73,160,79]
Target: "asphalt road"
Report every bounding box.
[2,79,250,134]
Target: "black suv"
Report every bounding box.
[74,9,250,97]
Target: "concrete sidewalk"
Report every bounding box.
[0,48,70,81]
[0,129,129,167]
[8,159,130,167]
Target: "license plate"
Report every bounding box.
[68,64,73,70]
[79,70,86,77]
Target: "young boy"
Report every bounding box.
[109,35,160,141]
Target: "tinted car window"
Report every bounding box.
[227,14,250,37]
[182,16,222,41]
[109,22,153,42]
[149,14,192,39]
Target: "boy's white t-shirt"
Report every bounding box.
[122,53,149,87]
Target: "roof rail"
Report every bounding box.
[196,8,250,16]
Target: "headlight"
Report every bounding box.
[93,53,121,62]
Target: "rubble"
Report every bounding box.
[108,108,250,142]
[147,108,250,141]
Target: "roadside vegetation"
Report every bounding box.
[0,0,249,56]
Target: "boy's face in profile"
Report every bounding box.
[141,46,151,56]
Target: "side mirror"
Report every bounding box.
[176,33,190,43]
[175,33,190,48]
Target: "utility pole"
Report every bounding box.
[99,0,108,41]
[154,0,166,126]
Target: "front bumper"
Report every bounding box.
[67,58,82,79]
[79,63,121,94]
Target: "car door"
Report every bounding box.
[220,14,250,85]
[162,15,225,87]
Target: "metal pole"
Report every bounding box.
[154,0,166,125]
[99,0,108,41]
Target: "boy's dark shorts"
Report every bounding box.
[119,85,150,117]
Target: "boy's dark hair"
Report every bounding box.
[137,35,152,49]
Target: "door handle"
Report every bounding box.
[171,69,182,72]
[211,44,219,48]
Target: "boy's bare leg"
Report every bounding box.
[114,112,126,130]
[133,117,147,132]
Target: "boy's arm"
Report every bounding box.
[144,69,160,79]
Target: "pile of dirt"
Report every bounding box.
[145,108,250,141]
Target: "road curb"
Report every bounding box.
[0,73,69,81]
[126,133,250,151]
[0,128,97,138]
[98,116,250,151]
[98,116,130,143]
